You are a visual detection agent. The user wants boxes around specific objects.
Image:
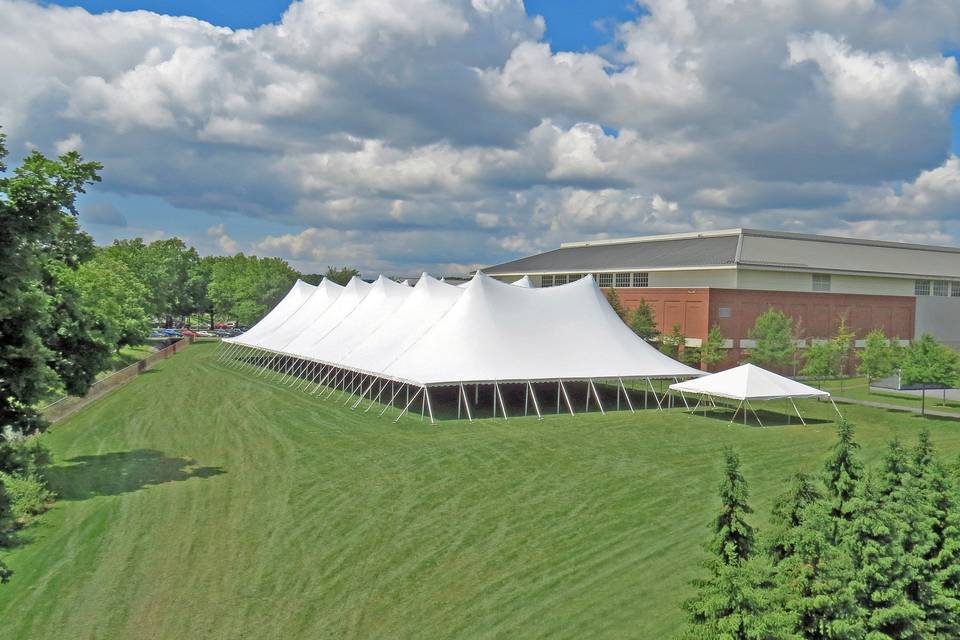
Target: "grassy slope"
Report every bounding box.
[4,342,960,639]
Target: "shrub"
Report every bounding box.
[0,472,54,521]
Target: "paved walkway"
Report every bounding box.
[831,395,960,420]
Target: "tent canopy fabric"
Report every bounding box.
[511,275,533,288]
[668,363,830,401]
[228,271,704,387]
[225,279,315,347]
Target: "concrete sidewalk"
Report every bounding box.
[832,395,960,420]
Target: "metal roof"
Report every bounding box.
[484,228,960,279]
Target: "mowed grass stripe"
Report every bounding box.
[3,341,960,638]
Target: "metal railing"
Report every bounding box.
[39,337,194,424]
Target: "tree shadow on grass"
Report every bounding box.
[44,449,225,501]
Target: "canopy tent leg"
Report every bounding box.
[420,388,426,422]
[524,384,529,417]
[495,382,508,420]
[527,382,543,420]
[559,380,575,416]
[616,383,620,411]
[475,384,479,406]
[589,379,605,415]
[287,359,307,385]
[789,398,806,426]
[585,382,591,412]
[618,378,635,414]
[829,398,843,420]
[256,355,276,376]
[352,377,377,409]
[460,383,473,422]
[424,386,435,425]
[457,384,462,420]
[493,383,497,418]
[646,378,664,411]
[365,380,387,413]
[379,383,405,417]
[746,399,764,427]
[556,381,561,414]
[344,374,362,404]
[269,357,288,381]
[691,396,703,413]
[674,378,690,409]
[322,369,346,399]
[311,366,335,395]
[393,385,423,423]
[729,399,745,424]
[296,363,315,390]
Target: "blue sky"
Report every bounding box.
[11,1,960,273]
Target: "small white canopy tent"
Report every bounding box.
[669,363,839,425]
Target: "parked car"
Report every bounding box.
[180,329,199,337]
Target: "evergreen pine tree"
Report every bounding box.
[630,298,658,342]
[847,475,925,639]
[822,418,863,535]
[605,287,628,323]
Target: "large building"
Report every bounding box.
[484,229,960,368]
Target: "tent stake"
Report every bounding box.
[618,378,635,413]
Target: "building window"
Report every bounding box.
[812,273,831,292]
[569,273,583,282]
[598,273,613,288]
[615,272,631,288]
[933,280,950,296]
[915,280,931,296]
[718,307,731,318]
[632,272,649,287]
[554,274,568,286]
[541,275,553,288]
[952,282,960,297]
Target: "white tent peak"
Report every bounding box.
[512,275,533,288]
[670,363,830,401]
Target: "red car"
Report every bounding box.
[180,329,199,337]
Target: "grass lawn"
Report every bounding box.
[818,376,960,415]
[4,341,960,639]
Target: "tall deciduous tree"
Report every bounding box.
[900,334,960,416]
[324,266,360,286]
[208,254,299,325]
[747,308,795,369]
[858,329,896,386]
[0,131,103,434]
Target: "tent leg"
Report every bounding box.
[257,355,277,377]
[424,387,435,425]
[691,396,702,413]
[393,386,423,423]
[493,383,497,418]
[590,379,605,415]
[730,399,744,424]
[420,387,426,422]
[747,400,763,427]
[379,383,405,417]
[460,383,473,422]
[528,382,542,420]
[344,374,361,404]
[585,381,591,413]
[556,381,561,414]
[618,378,635,413]
[524,384,529,417]
[616,383,620,411]
[647,378,663,411]
[674,378,690,409]
[830,398,843,419]
[365,380,387,413]
[559,380,575,416]
[475,384,479,406]
[790,398,806,426]
[312,366,335,395]
[352,377,376,409]
[495,382,508,420]
[457,384,462,420]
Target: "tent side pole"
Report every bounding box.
[257,355,277,377]
[618,378,635,413]
[493,383,497,418]
[559,380,575,416]
[524,384,529,417]
[646,378,663,411]
[365,380,387,413]
[830,398,843,419]
[585,382,591,413]
[457,384,462,420]
[393,386,423,423]
[495,382,508,420]
[311,366,335,395]
[790,398,806,426]
[730,399,744,424]
[527,382,542,420]
[420,387,426,421]
[556,381,561,414]
[424,386,435,425]
[746,399,763,427]
[344,374,362,404]
[460,383,473,422]
[589,379,605,415]
[352,377,377,409]
[379,383,405,417]
[674,378,690,409]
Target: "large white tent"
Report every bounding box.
[669,363,839,425]
[227,279,315,348]
[220,272,703,422]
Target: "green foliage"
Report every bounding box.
[711,449,755,566]
[900,334,960,390]
[103,237,200,322]
[832,316,856,378]
[207,254,299,325]
[699,325,727,370]
[800,340,840,382]
[823,418,863,528]
[630,298,658,341]
[605,287,627,322]
[747,308,795,369]
[0,130,104,433]
[660,323,685,359]
[0,472,53,521]
[857,329,897,383]
[324,266,360,286]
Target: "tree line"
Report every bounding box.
[684,422,960,639]
[0,135,359,580]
